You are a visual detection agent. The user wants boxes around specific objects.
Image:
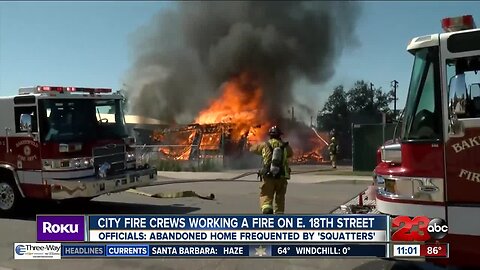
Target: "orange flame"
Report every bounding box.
[195,73,269,143]
[291,132,330,164]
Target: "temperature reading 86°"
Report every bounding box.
[277,247,291,255]
[342,247,351,255]
[428,246,441,255]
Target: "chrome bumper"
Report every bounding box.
[373,174,444,203]
[49,168,157,200]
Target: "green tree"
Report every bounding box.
[317,80,396,159]
[322,85,348,116]
[346,80,394,115]
[317,85,349,131]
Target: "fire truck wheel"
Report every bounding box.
[0,180,21,216]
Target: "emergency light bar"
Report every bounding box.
[34,86,112,94]
[18,86,113,95]
[442,15,476,32]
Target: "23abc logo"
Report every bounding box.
[391,216,449,241]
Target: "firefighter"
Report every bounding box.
[328,136,339,169]
[250,126,293,214]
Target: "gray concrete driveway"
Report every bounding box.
[0,168,444,270]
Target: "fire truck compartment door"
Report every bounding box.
[445,119,480,204]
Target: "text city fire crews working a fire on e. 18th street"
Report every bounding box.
[249,126,293,215]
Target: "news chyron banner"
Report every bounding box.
[88,215,387,243]
[20,214,390,259]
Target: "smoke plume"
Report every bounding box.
[125,1,362,124]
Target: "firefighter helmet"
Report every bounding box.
[268,126,283,137]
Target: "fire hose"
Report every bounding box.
[125,171,258,200]
[125,169,325,200]
[311,127,329,146]
[126,189,215,200]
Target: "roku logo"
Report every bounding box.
[37,215,85,242]
[391,216,449,241]
[42,222,79,234]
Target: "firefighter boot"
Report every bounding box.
[262,207,274,214]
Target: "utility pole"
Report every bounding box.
[370,83,375,107]
[391,80,399,119]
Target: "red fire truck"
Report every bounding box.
[0,86,156,215]
[374,15,480,268]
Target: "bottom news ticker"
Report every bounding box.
[14,243,450,259]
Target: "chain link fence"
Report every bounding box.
[133,144,226,171]
[133,142,263,171]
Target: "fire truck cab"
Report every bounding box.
[0,86,156,215]
[373,15,480,268]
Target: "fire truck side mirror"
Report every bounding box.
[19,113,32,133]
[449,74,467,115]
[448,74,467,137]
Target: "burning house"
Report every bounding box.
[145,73,331,166]
[151,122,330,167]
[152,123,259,167]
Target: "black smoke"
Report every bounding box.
[125,1,362,125]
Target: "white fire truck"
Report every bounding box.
[0,86,156,215]
[374,15,480,268]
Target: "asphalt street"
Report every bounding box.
[0,167,445,270]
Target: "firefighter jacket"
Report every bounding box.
[329,142,339,155]
[250,138,294,179]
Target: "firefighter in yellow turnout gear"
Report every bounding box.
[329,137,339,169]
[250,126,293,214]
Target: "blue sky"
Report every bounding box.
[0,1,479,117]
